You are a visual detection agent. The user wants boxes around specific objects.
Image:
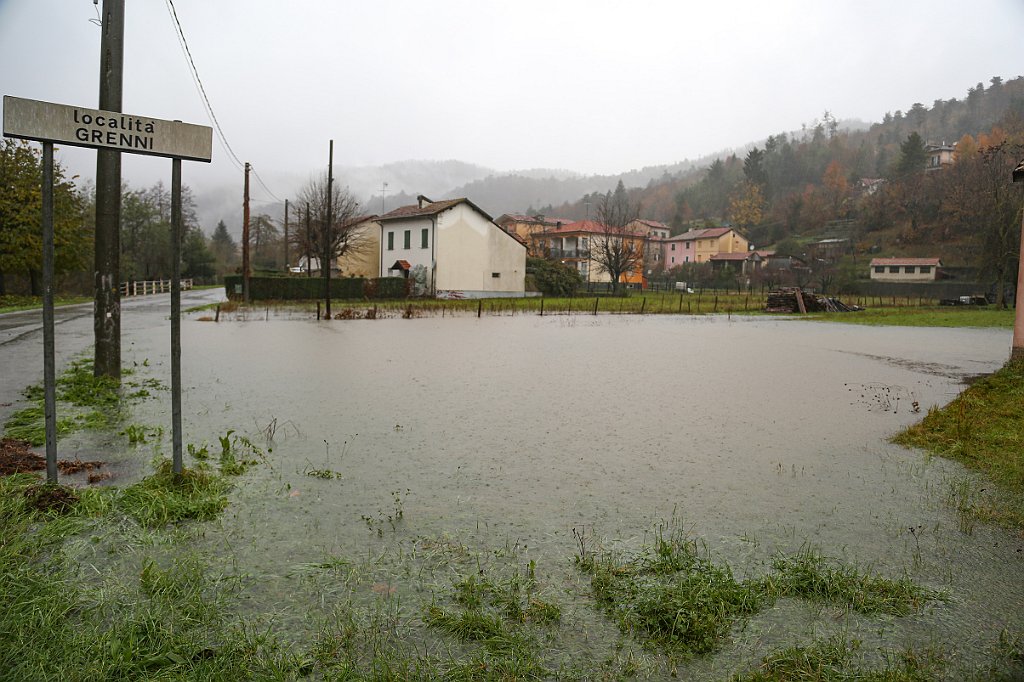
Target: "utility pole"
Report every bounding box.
[1011,161,1024,362]
[94,0,125,381]
[305,202,312,278]
[324,140,334,319]
[242,162,250,303]
[283,199,289,270]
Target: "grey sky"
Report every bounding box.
[2,0,1022,210]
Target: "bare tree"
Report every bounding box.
[593,180,644,294]
[290,173,365,276]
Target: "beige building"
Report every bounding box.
[335,215,381,278]
[869,257,942,281]
[379,196,526,298]
[495,214,574,256]
[528,220,647,287]
[662,227,749,267]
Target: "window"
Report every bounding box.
[491,272,500,278]
[421,228,429,248]
[671,243,676,251]
[874,266,884,273]
[671,257,675,264]
[920,266,931,274]
[904,266,915,274]
[685,242,690,250]
[403,230,411,249]
[889,266,899,273]
[387,232,394,250]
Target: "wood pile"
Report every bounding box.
[765,288,863,314]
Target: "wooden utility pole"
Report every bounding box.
[324,139,334,319]
[305,202,312,278]
[1012,162,1024,362]
[283,199,289,269]
[94,0,125,380]
[242,162,250,303]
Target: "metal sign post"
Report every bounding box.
[4,95,212,480]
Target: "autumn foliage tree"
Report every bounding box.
[0,139,89,295]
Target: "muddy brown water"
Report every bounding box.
[6,299,1023,677]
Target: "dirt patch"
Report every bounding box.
[0,437,108,479]
[22,482,80,513]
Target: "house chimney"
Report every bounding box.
[417,195,432,209]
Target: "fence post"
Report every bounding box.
[478,299,482,318]
[594,297,599,315]
[540,297,544,316]
[640,297,646,314]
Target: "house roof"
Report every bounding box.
[634,219,670,230]
[710,252,759,262]
[497,213,573,227]
[665,227,733,242]
[1014,159,1024,182]
[869,257,942,267]
[534,219,644,238]
[389,260,411,271]
[379,197,468,221]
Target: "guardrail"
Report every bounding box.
[119,279,193,297]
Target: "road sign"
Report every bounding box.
[3,95,212,162]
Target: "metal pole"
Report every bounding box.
[94,0,125,381]
[171,157,183,474]
[42,142,58,484]
[324,140,334,319]
[242,162,250,303]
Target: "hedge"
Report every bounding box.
[224,275,408,301]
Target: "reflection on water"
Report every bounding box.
[108,314,1021,675]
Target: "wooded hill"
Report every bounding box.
[521,76,1023,292]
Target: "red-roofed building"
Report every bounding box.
[528,220,647,288]
[869,257,942,282]
[495,214,575,257]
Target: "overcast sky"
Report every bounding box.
[2,0,1022,209]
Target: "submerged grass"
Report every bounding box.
[0,473,300,680]
[576,525,938,660]
[733,635,945,681]
[2,357,157,446]
[893,359,1024,531]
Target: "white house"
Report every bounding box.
[378,196,526,298]
[869,257,942,282]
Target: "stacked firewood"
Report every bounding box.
[765,288,862,313]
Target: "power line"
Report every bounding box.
[163,0,246,173]
[249,163,283,203]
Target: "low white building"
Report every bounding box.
[378,196,526,298]
[869,257,942,282]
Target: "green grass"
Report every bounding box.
[2,357,159,445]
[809,305,1014,328]
[576,527,938,659]
[0,294,92,314]
[0,472,299,680]
[733,635,945,681]
[893,359,1024,530]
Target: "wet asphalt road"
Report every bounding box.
[0,288,225,424]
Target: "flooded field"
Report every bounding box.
[7,300,1023,678]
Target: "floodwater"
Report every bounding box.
[3,295,1022,677]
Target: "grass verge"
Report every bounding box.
[808,305,1014,328]
[892,359,1024,531]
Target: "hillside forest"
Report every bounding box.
[541,76,1023,296]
